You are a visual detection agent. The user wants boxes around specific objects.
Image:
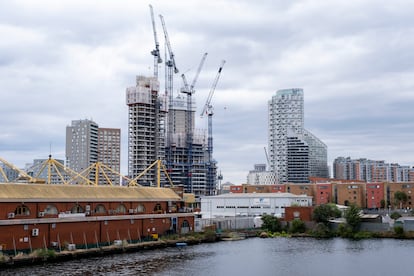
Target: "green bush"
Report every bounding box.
[390,212,401,220]
[261,214,282,233]
[311,223,334,238]
[290,219,306,233]
[337,223,354,238]
[394,226,404,237]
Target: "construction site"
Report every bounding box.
[0,5,225,197]
[125,5,225,196]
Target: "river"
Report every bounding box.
[1,237,412,276]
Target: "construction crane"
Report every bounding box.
[200,60,225,195]
[159,15,179,75]
[180,52,208,193]
[149,5,162,79]
[159,14,179,177]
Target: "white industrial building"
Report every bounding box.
[199,193,312,219]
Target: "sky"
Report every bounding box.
[1,0,414,185]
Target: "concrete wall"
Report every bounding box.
[359,222,391,232]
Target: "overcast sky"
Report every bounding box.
[1,0,414,184]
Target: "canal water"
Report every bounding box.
[2,237,412,276]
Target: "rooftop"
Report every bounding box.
[203,192,312,199]
[0,183,181,202]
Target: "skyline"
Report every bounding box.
[1,1,414,184]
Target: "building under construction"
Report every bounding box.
[166,95,216,196]
[125,77,216,195]
[123,6,220,195]
[126,76,167,186]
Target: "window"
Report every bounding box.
[181,220,190,228]
[115,204,127,214]
[15,205,30,216]
[154,203,163,213]
[136,204,145,213]
[71,204,84,214]
[95,204,106,214]
[44,204,58,215]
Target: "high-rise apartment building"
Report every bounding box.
[126,75,167,186]
[268,88,328,183]
[66,119,99,181]
[98,128,121,185]
[66,120,121,184]
[333,156,414,182]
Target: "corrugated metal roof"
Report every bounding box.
[0,183,181,202]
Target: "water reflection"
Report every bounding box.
[2,238,414,276]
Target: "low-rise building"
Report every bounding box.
[0,183,194,252]
[335,183,365,207]
[200,193,312,219]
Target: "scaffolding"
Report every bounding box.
[126,76,167,186]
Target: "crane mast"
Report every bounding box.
[159,14,179,175]
[180,52,208,193]
[201,60,225,195]
[149,5,162,79]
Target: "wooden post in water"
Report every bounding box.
[106,230,110,246]
[94,230,99,249]
[137,227,141,242]
[28,236,32,254]
[83,232,88,249]
[43,235,47,250]
[57,234,62,252]
[13,236,17,256]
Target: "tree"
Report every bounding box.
[394,191,408,209]
[344,204,361,232]
[261,214,282,232]
[313,204,341,225]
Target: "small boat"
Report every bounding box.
[176,242,187,248]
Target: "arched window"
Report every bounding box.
[154,203,163,213]
[95,204,106,214]
[115,204,126,214]
[181,219,191,234]
[71,204,84,214]
[181,220,190,228]
[136,204,145,213]
[44,204,58,215]
[15,205,30,216]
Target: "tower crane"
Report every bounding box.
[180,52,208,193]
[159,15,179,74]
[149,5,162,79]
[200,60,225,195]
[159,14,180,175]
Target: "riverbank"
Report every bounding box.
[0,230,257,269]
[2,227,410,269]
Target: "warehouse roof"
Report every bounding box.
[0,183,181,202]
